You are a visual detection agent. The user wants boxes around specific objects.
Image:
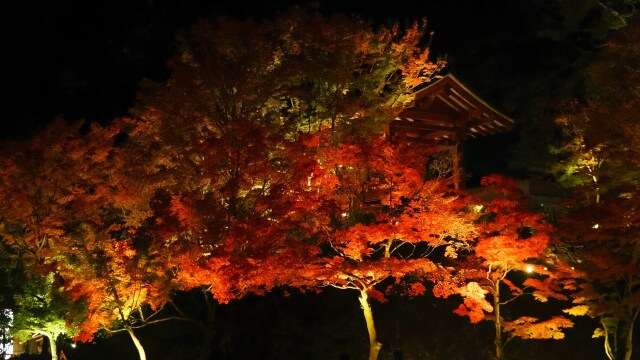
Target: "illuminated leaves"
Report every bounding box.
[169,195,198,229]
[446,174,578,357]
[523,278,569,302]
[367,288,388,304]
[592,327,606,338]
[563,305,591,316]
[503,316,573,340]
[405,282,427,297]
[470,175,553,277]
[394,19,445,89]
[501,278,522,296]
[453,282,493,323]
[432,279,459,299]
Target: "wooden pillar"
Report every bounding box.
[452,116,464,190]
[452,142,462,190]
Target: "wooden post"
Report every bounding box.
[451,120,464,190]
[452,143,460,190]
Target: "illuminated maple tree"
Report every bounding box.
[292,133,477,360]
[451,175,574,360]
[122,10,448,360]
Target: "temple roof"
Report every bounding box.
[390,74,514,144]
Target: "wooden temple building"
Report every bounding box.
[389,74,514,189]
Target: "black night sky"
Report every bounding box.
[1,1,607,137]
[1,1,636,360]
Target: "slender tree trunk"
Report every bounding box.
[384,239,392,259]
[199,293,218,360]
[604,336,614,360]
[41,332,58,360]
[452,143,460,190]
[126,326,147,360]
[50,336,58,360]
[602,319,615,360]
[493,280,503,360]
[622,309,639,360]
[358,290,382,360]
[622,325,633,360]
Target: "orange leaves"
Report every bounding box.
[114,241,137,259]
[334,225,375,261]
[432,281,457,299]
[563,305,591,316]
[299,132,321,147]
[503,316,573,340]
[447,175,578,347]
[501,278,523,296]
[173,253,230,292]
[463,282,491,306]
[367,288,388,303]
[169,195,198,229]
[523,278,569,302]
[405,282,427,297]
[453,282,494,323]
[393,18,445,89]
[444,246,458,259]
[453,301,486,324]
[472,177,552,271]
[475,233,549,268]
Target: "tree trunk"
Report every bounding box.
[199,294,218,360]
[43,332,58,360]
[602,319,615,360]
[621,325,633,360]
[452,143,461,190]
[126,326,147,360]
[384,239,392,259]
[358,290,382,360]
[493,280,503,360]
[621,309,638,360]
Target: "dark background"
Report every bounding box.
[0,0,611,136]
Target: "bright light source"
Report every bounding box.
[525,265,534,273]
[473,205,484,213]
[592,223,599,229]
[341,212,348,218]
[571,266,575,270]
[71,343,77,349]
[543,267,548,271]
